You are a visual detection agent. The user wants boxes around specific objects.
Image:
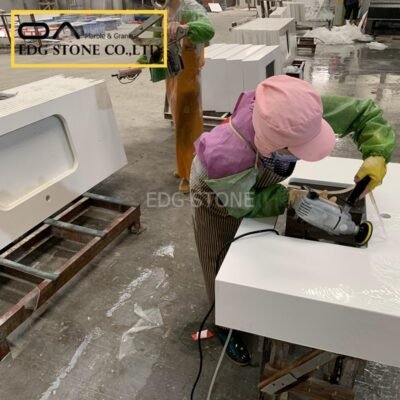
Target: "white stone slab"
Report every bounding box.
[225,45,266,111]
[283,1,306,22]
[203,43,284,112]
[232,18,297,66]
[203,44,253,112]
[204,43,227,58]
[270,6,290,18]
[0,76,127,250]
[242,45,283,92]
[216,157,400,367]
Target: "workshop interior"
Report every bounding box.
[0,0,399,399]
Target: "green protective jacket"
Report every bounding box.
[216,96,396,219]
[178,0,215,44]
[137,0,214,81]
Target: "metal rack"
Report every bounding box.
[0,193,142,361]
[364,0,400,35]
[39,0,59,9]
[0,12,43,49]
[0,11,16,46]
[259,339,365,400]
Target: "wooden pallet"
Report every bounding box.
[286,59,306,80]
[164,110,230,130]
[164,95,230,130]
[0,192,141,360]
[297,37,317,55]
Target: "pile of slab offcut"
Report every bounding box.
[202,43,283,112]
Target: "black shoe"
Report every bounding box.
[214,326,251,366]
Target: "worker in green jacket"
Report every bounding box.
[191,75,396,365]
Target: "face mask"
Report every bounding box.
[260,151,298,177]
[270,151,299,163]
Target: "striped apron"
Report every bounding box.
[190,150,291,305]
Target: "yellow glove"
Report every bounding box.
[288,188,306,208]
[319,190,337,203]
[355,156,387,193]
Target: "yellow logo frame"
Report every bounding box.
[10,9,168,69]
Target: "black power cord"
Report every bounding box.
[190,228,279,400]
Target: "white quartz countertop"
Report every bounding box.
[216,157,400,367]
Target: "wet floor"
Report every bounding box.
[306,42,400,161]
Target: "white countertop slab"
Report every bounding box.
[216,157,400,367]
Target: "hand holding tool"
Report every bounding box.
[292,176,373,246]
[111,68,142,83]
[355,156,386,196]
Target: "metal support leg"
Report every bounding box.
[0,14,11,44]
[260,350,338,394]
[0,338,10,361]
[259,338,362,400]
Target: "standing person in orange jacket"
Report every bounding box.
[135,0,214,193]
[166,0,214,193]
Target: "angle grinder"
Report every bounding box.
[292,176,373,246]
[111,68,142,83]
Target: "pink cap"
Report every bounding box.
[252,75,336,162]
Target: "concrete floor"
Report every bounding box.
[0,10,399,400]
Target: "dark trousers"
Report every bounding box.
[345,3,359,20]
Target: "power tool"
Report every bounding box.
[292,176,373,246]
[111,68,142,83]
[112,13,187,83]
[129,14,186,79]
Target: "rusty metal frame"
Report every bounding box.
[0,12,13,45]
[0,12,21,45]
[259,349,338,394]
[0,193,141,360]
[128,14,163,43]
[0,13,41,49]
[259,339,365,400]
